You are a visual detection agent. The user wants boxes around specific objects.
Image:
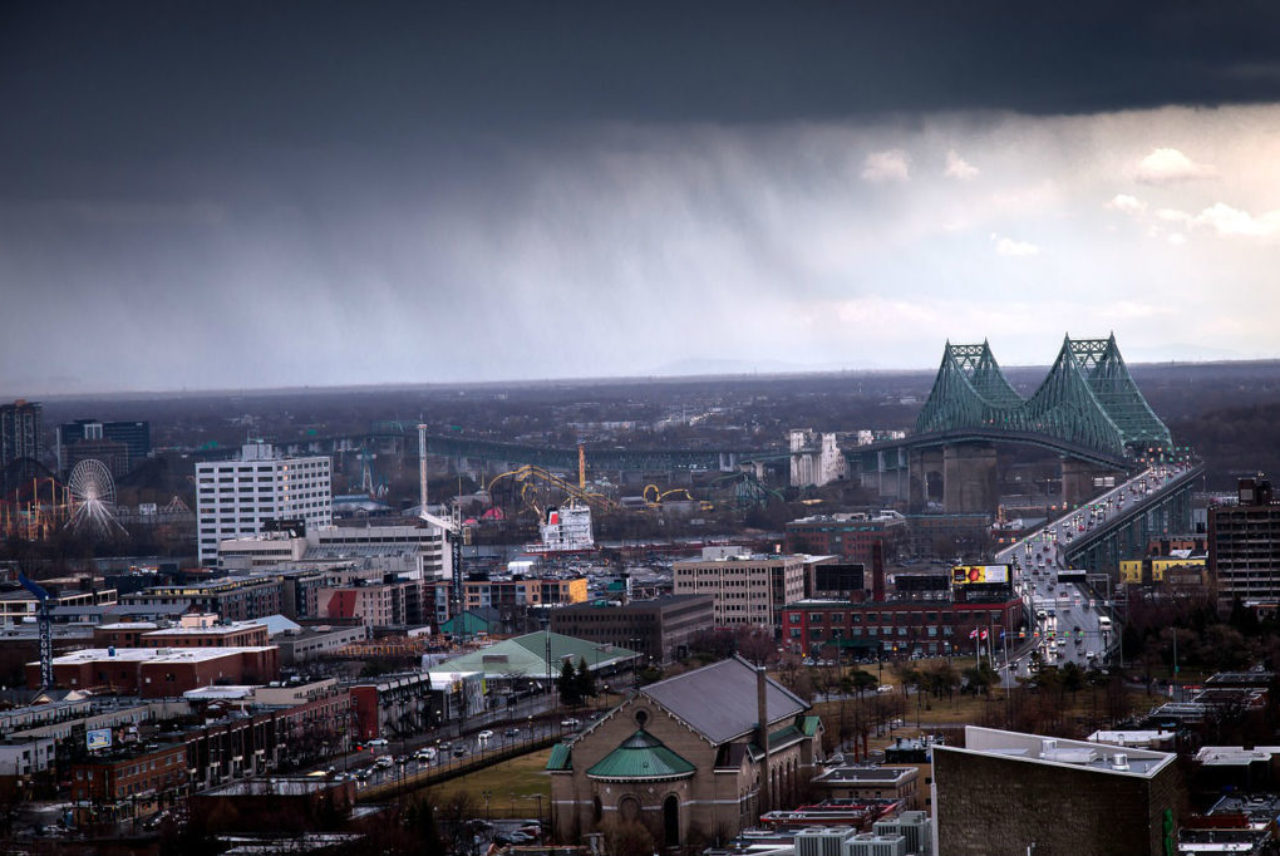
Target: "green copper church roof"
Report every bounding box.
[546,742,572,771]
[586,730,696,781]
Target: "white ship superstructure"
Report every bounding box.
[533,500,595,552]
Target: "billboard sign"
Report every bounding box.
[951,564,1010,585]
[86,728,112,752]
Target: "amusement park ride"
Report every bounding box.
[0,458,126,540]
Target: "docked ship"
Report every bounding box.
[525,499,596,555]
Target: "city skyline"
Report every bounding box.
[6,3,1280,395]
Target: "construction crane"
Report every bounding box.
[418,424,464,622]
[18,573,53,690]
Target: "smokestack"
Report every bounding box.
[757,662,771,815]
[872,541,886,603]
[417,423,429,513]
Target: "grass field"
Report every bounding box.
[419,749,555,820]
[428,668,1165,815]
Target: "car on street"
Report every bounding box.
[503,727,521,737]
[477,729,494,741]
[561,718,581,728]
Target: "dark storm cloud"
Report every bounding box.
[5,2,1280,393]
[5,1,1280,168]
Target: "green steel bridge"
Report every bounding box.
[915,334,1172,461]
[852,335,1179,512]
[855,334,1173,474]
[261,335,1168,486]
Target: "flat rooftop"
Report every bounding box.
[184,686,255,701]
[45,646,276,665]
[1195,746,1280,767]
[144,622,265,636]
[942,725,1175,779]
[1088,730,1178,748]
[814,765,915,783]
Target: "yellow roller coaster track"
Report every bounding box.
[487,464,619,518]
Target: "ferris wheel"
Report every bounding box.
[67,459,126,537]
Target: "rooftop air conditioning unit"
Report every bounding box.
[1111,753,1131,771]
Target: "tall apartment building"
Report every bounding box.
[56,419,151,476]
[1209,476,1280,614]
[0,400,42,468]
[196,442,332,564]
[672,548,808,628]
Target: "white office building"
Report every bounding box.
[196,442,332,565]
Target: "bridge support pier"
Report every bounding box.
[942,444,997,514]
[1061,459,1117,508]
[908,449,944,512]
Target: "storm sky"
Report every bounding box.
[6,2,1280,394]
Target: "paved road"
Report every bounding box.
[992,462,1195,684]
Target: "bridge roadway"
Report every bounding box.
[209,428,785,474]
[991,460,1198,684]
[855,427,1132,471]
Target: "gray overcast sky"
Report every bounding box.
[5,2,1280,394]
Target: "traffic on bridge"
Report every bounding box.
[993,460,1197,683]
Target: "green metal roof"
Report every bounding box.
[766,724,802,750]
[439,611,494,635]
[546,743,572,772]
[587,730,696,781]
[435,630,636,678]
[801,716,822,737]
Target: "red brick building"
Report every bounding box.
[139,621,270,648]
[781,596,1025,658]
[70,741,188,824]
[29,647,280,697]
[349,672,434,740]
[785,512,908,564]
[92,622,160,649]
[92,620,270,649]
